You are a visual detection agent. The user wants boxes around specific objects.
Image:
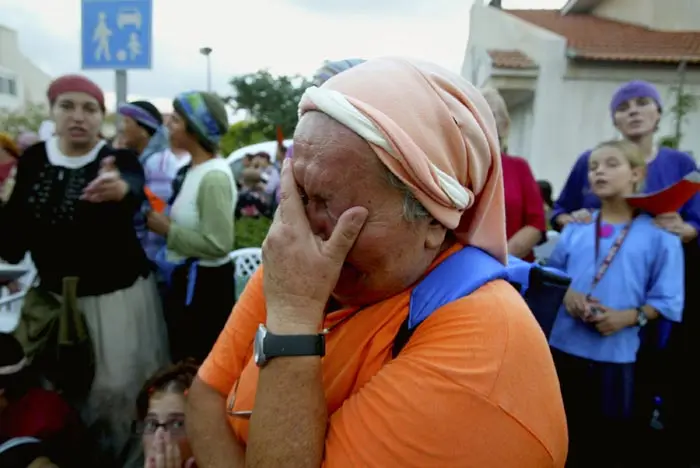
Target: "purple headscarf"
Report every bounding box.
[610,80,662,118]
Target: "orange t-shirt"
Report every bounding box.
[199,247,568,467]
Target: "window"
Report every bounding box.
[0,76,18,96]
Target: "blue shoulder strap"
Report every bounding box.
[407,246,507,330]
[394,247,569,358]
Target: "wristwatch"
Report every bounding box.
[254,324,325,367]
[636,308,648,327]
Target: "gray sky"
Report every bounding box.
[0,0,567,111]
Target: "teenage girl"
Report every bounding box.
[546,140,684,468]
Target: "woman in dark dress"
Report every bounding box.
[0,75,169,461]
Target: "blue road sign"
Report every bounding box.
[81,0,152,70]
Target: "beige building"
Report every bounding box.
[0,24,52,111]
[462,0,700,191]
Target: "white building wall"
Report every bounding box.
[0,25,52,111]
[463,4,700,194]
[593,0,700,32]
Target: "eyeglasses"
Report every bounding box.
[226,379,252,420]
[133,418,187,436]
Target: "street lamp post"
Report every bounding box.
[200,47,213,92]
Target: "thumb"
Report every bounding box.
[324,206,368,261]
[101,156,116,171]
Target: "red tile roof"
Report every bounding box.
[487,49,538,69]
[507,9,700,64]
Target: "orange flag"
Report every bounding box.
[276,126,284,146]
[144,187,167,213]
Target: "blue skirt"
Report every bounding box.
[552,348,636,467]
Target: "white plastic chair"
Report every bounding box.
[533,230,561,264]
[229,248,262,299]
[0,255,37,332]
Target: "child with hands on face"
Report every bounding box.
[134,360,199,468]
[546,140,684,468]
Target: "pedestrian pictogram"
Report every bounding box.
[93,12,112,61]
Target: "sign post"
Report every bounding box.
[81,0,153,115]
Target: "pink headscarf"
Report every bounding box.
[298,57,507,264]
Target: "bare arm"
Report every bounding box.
[186,377,246,468]
[507,226,542,259]
[246,321,327,468]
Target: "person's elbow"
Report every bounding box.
[206,235,233,258]
[186,377,226,431]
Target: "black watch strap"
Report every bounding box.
[265,333,325,359]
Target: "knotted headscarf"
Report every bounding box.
[299,57,506,264]
[47,74,105,111]
[0,133,20,159]
[610,80,662,118]
[172,91,228,150]
[118,100,163,136]
[313,58,366,86]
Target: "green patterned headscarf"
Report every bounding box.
[172,91,228,149]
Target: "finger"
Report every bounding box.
[170,442,182,468]
[276,159,307,226]
[323,206,369,262]
[101,156,116,172]
[656,211,680,219]
[165,439,177,468]
[591,313,607,323]
[154,433,165,468]
[82,178,102,194]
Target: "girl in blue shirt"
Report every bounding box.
[547,140,684,468]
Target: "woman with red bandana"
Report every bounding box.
[0,75,169,461]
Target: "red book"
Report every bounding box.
[625,171,700,215]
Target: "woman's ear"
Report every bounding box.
[425,218,448,250]
[631,167,645,191]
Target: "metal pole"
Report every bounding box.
[199,47,213,92]
[206,54,212,92]
[115,70,128,129]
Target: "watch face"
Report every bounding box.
[254,324,268,366]
[637,310,648,326]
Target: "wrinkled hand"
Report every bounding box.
[146,429,181,468]
[590,306,636,336]
[563,289,598,320]
[262,159,368,330]
[81,156,128,203]
[147,210,171,236]
[655,212,697,241]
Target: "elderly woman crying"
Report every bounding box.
[186,58,568,467]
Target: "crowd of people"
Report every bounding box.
[0,55,697,468]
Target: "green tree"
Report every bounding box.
[660,61,698,149]
[0,103,49,135]
[219,120,268,156]
[227,70,312,141]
